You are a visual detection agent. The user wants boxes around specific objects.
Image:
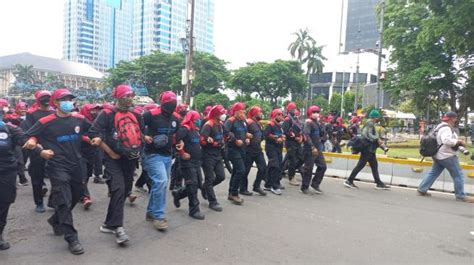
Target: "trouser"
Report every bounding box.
[302,149,327,190]
[82,157,93,199]
[244,151,267,190]
[28,153,47,206]
[143,153,172,220]
[103,155,137,228]
[173,166,201,215]
[46,165,84,243]
[347,152,383,185]
[93,150,104,177]
[286,141,304,180]
[332,140,342,153]
[202,154,225,204]
[0,202,11,236]
[228,147,246,196]
[135,168,151,191]
[418,156,465,199]
[15,146,27,183]
[169,158,183,190]
[265,146,283,189]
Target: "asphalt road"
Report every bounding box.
[1,169,473,265]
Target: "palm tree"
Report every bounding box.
[288,29,315,61]
[13,64,37,84]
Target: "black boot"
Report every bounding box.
[189,211,205,220]
[0,234,10,250]
[209,201,223,212]
[68,240,85,255]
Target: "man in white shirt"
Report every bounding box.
[417,112,474,202]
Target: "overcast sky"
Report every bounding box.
[0,0,344,69]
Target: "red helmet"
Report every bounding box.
[112,84,134,99]
[50,88,75,107]
[351,117,360,124]
[229,102,246,116]
[182,110,201,129]
[15,102,28,112]
[0,99,9,108]
[176,103,188,113]
[144,103,159,111]
[307,105,321,117]
[203,105,213,116]
[247,106,262,119]
[286,102,297,113]
[80,104,95,122]
[102,102,114,110]
[133,105,144,115]
[270,108,283,119]
[208,105,226,120]
[35,90,52,100]
[159,91,177,104]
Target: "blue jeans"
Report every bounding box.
[418,156,465,199]
[143,153,172,219]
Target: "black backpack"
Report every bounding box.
[419,124,451,159]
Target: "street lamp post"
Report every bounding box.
[183,0,195,105]
[376,0,385,108]
[354,49,360,113]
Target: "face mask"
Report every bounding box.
[2,107,9,113]
[219,114,226,122]
[39,97,50,106]
[117,98,133,110]
[255,115,262,121]
[161,102,177,115]
[59,101,74,113]
[20,115,26,120]
[194,119,202,128]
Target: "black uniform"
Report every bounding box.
[174,125,202,215]
[88,108,144,228]
[264,121,284,189]
[244,119,267,191]
[22,108,54,207]
[282,115,304,180]
[302,118,327,191]
[200,119,225,205]
[26,113,90,243]
[224,117,247,196]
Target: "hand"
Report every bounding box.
[175,141,184,151]
[23,138,37,150]
[90,137,102,146]
[378,139,384,145]
[40,150,54,160]
[276,137,283,144]
[181,152,191,160]
[245,138,250,145]
[295,136,302,143]
[144,135,153,144]
[246,133,253,139]
[207,137,214,144]
[457,140,465,146]
[289,132,295,138]
[235,140,243,146]
[109,151,121,160]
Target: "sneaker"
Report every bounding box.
[263,186,271,191]
[68,240,85,255]
[82,197,92,209]
[300,188,310,195]
[153,219,168,231]
[93,176,106,184]
[115,227,129,244]
[47,217,63,236]
[35,204,45,213]
[239,190,253,196]
[128,194,138,204]
[375,183,391,190]
[189,212,205,220]
[417,190,431,197]
[146,213,155,222]
[252,187,267,196]
[278,185,286,190]
[135,186,148,193]
[171,190,181,208]
[310,183,323,194]
[227,195,244,205]
[289,178,300,186]
[209,202,223,212]
[0,235,10,250]
[456,196,474,203]
[100,224,116,234]
[270,188,282,195]
[343,181,358,189]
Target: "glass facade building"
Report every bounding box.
[344,0,381,52]
[63,0,133,72]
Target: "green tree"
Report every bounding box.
[193,92,230,112]
[328,93,342,114]
[13,64,37,84]
[383,1,474,119]
[311,95,329,113]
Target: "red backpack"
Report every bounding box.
[113,111,143,155]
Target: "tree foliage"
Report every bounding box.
[228,60,306,105]
[383,0,474,119]
[193,92,230,112]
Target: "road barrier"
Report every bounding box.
[322,152,474,194]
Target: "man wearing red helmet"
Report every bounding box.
[21,90,54,213]
[243,106,267,196]
[172,110,205,220]
[24,88,91,255]
[301,105,327,194]
[264,108,286,195]
[200,105,226,211]
[89,84,145,244]
[141,90,182,231]
[282,102,304,186]
[224,102,249,204]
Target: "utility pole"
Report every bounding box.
[337,0,344,54]
[376,0,385,109]
[183,0,195,105]
[354,49,360,113]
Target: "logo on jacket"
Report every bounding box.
[75,126,80,134]
[172,121,177,128]
[0,132,8,140]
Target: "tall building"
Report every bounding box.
[344,0,381,52]
[132,0,215,58]
[63,0,134,72]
